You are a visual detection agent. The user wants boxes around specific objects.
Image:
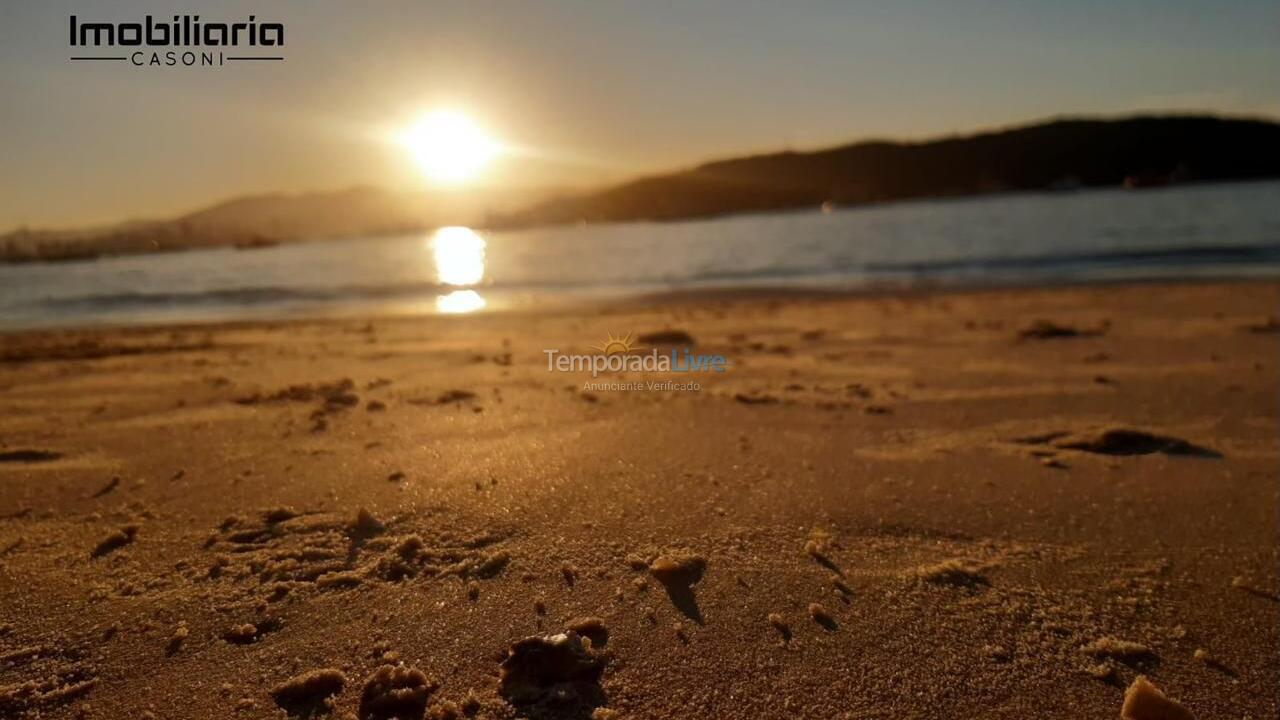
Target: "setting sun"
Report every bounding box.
[398,110,500,184]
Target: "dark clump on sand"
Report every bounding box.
[1018,320,1106,339]
[359,665,438,720]
[1053,427,1220,457]
[733,392,779,405]
[271,668,347,715]
[637,329,696,345]
[1243,316,1280,334]
[0,449,63,463]
[91,524,138,558]
[236,378,356,406]
[91,475,120,498]
[263,506,300,524]
[430,386,476,404]
[499,630,609,713]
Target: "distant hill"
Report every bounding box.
[490,115,1280,228]
[0,187,440,263]
[0,185,543,264]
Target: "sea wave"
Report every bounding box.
[861,242,1280,275]
[37,281,454,311]
[32,242,1280,313]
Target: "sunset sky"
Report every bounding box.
[2,0,1277,231]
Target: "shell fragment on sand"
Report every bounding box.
[566,617,610,646]
[349,507,386,537]
[768,612,791,640]
[1121,676,1195,720]
[648,552,706,587]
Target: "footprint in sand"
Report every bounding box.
[0,640,98,714]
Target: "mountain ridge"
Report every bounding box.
[489,114,1280,228]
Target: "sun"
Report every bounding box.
[398,110,500,184]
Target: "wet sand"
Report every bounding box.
[0,280,1276,719]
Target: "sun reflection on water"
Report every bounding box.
[430,226,486,312]
[436,289,486,313]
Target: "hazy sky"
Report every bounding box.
[2,0,1276,230]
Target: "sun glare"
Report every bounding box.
[429,226,487,314]
[399,110,500,184]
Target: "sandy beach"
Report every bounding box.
[0,280,1276,719]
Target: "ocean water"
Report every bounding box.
[2,180,1278,330]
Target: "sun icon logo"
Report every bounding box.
[591,331,644,355]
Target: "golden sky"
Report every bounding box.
[2,0,1277,230]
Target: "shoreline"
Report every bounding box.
[4,275,1280,337]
